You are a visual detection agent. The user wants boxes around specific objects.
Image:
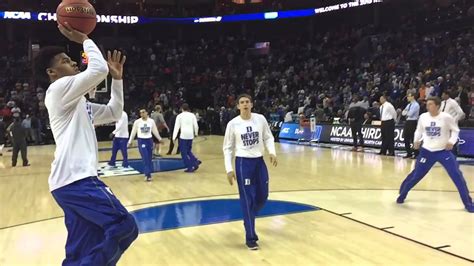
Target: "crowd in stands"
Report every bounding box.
[0,0,473,145]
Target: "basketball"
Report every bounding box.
[56,0,97,35]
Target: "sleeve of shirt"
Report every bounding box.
[172,115,181,140]
[194,115,199,137]
[151,120,162,141]
[159,114,168,128]
[223,121,235,174]
[390,105,398,119]
[261,116,276,156]
[406,103,418,118]
[6,123,13,137]
[89,79,123,125]
[402,104,409,115]
[453,101,466,122]
[446,115,460,145]
[55,40,108,109]
[128,120,138,144]
[113,112,124,135]
[414,116,424,143]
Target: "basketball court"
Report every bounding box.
[0,136,473,265]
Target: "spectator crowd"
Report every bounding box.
[0,0,473,146]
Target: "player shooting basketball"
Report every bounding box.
[34,22,138,264]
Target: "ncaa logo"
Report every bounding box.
[282,128,290,134]
[458,138,466,145]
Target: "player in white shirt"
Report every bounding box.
[379,95,397,156]
[223,94,277,250]
[108,111,130,168]
[397,97,473,212]
[173,103,201,172]
[129,109,162,181]
[37,23,137,264]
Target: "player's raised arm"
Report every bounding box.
[89,50,126,125]
[57,23,108,107]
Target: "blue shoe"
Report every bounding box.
[396,196,405,204]
[246,241,259,250]
[184,169,194,173]
[466,205,474,213]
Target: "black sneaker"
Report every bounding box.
[246,242,259,250]
[145,176,152,182]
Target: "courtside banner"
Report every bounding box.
[278,122,324,140]
[458,128,474,157]
[278,123,303,139]
[327,125,405,148]
[279,123,474,156]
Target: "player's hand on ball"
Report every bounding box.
[58,22,89,44]
[445,143,454,150]
[107,50,126,80]
[270,154,278,167]
[227,171,236,186]
[414,142,421,150]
